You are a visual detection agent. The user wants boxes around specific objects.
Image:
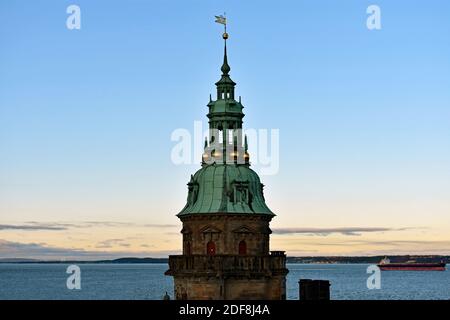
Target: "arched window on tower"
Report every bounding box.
[238,240,247,255]
[206,241,216,255]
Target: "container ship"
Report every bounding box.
[377,257,446,271]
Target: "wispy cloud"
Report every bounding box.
[0,221,178,232]
[96,239,131,249]
[274,238,450,256]
[0,239,97,259]
[272,227,419,236]
[0,239,179,260]
[0,224,69,231]
[345,239,450,247]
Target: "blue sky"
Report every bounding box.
[1,0,449,258]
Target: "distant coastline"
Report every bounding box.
[0,255,448,264]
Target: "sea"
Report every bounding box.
[0,263,448,300]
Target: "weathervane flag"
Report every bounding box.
[215,15,227,25]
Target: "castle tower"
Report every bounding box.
[165,24,288,300]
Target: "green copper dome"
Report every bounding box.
[207,98,243,115]
[178,164,274,216]
[178,35,274,217]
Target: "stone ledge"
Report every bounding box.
[165,254,288,277]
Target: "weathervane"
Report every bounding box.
[214,13,228,40]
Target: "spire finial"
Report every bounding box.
[215,14,230,75]
[221,42,230,75]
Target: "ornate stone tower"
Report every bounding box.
[165,26,288,300]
